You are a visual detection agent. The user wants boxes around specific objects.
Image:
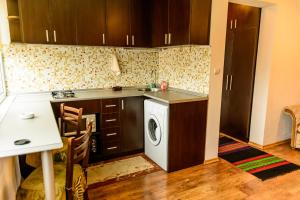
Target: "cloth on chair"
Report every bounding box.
[26,137,68,168]
[16,164,86,200]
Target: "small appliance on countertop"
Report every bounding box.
[51,90,76,99]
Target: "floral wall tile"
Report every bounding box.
[2,44,210,95]
[157,46,210,94]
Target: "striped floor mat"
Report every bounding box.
[219,136,300,180]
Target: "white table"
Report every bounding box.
[0,95,63,200]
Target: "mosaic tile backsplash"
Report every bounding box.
[158,46,210,94]
[2,44,210,95]
[2,44,158,93]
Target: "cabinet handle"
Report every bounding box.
[105,119,117,122]
[53,30,57,43]
[164,34,168,45]
[168,33,171,45]
[102,33,105,45]
[45,30,49,42]
[230,20,233,29]
[107,146,118,150]
[234,19,237,29]
[105,104,117,108]
[132,35,135,46]
[229,75,233,90]
[106,133,117,137]
[225,75,229,91]
[126,35,129,46]
[121,100,124,110]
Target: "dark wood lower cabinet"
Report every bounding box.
[168,100,208,172]
[120,97,144,153]
[51,97,207,170]
[51,97,144,163]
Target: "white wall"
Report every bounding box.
[205,0,228,160]
[249,2,276,145]
[263,0,300,145]
[0,0,10,45]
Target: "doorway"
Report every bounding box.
[220,3,261,142]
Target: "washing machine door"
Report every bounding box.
[147,114,162,146]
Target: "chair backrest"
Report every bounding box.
[65,122,92,200]
[60,103,83,137]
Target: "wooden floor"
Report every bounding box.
[88,143,300,200]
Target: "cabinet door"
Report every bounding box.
[230,3,261,30]
[49,0,76,45]
[76,0,106,46]
[151,0,169,47]
[120,97,144,153]
[168,0,190,45]
[106,0,130,46]
[19,0,50,44]
[220,3,260,142]
[130,0,151,47]
[190,0,212,45]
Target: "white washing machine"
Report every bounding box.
[144,99,169,171]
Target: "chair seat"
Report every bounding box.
[26,137,69,168]
[17,164,86,200]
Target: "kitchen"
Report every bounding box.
[2,0,300,199]
[0,0,211,199]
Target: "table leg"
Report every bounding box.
[41,151,55,200]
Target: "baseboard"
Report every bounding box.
[204,157,219,165]
[220,133,248,144]
[249,139,290,150]
[220,133,290,150]
[248,141,264,149]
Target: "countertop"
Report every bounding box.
[0,96,62,158]
[0,88,207,157]
[48,88,208,104]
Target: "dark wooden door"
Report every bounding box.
[49,0,76,45]
[120,97,144,153]
[151,0,169,47]
[76,0,106,46]
[106,0,130,46]
[220,3,261,142]
[168,0,190,45]
[130,0,151,47]
[189,0,212,45]
[19,0,51,44]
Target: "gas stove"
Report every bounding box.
[51,90,76,99]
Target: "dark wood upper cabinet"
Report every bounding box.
[151,0,212,47]
[151,0,169,47]
[168,0,190,45]
[190,0,212,45]
[106,0,130,47]
[19,0,76,45]
[76,0,106,46]
[15,0,211,47]
[19,0,50,44]
[50,0,76,45]
[130,0,151,47]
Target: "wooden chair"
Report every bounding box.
[17,122,93,200]
[25,104,84,168]
[60,103,84,137]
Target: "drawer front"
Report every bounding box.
[103,140,121,155]
[101,113,120,128]
[102,99,120,113]
[101,127,120,141]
